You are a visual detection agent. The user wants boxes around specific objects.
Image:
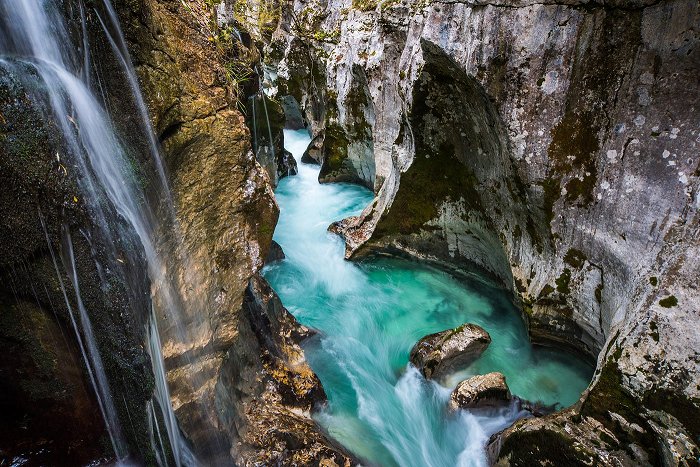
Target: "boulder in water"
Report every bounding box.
[266,240,286,264]
[409,323,491,379]
[301,133,323,164]
[278,149,298,180]
[449,372,511,410]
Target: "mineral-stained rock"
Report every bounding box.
[449,372,512,410]
[115,0,346,463]
[409,324,491,380]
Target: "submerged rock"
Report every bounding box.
[450,372,512,410]
[409,324,491,380]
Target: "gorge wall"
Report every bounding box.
[0,0,350,464]
[268,0,700,464]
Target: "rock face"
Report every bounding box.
[269,0,700,463]
[247,93,298,186]
[281,94,306,130]
[0,0,351,465]
[0,50,154,464]
[116,0,352,463]
[409,324,491,380]
[450,372,512,410]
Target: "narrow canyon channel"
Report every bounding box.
[263,130,594,466]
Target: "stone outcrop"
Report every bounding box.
[281,94,306,130]
[246,93,298,186]
[450,372,512,411]
[409,324,491,380]
[266,239,286,264]
[268,0,700,462]
[0,0,354,464]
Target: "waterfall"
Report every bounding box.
[0,0,215,464]
[39,214,128,461]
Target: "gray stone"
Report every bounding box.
[449,372,512,410]
[281,95,306,130]
[409,324,491,380]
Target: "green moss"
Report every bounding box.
[540,177,560,233]
[539,284,555,298]
[563,248,587,268]
[548,110,599,205]
[649,276,658,287]
[499,428,596,466]
[352,0,378,11]
[658,295,678,308]
[649,321,659,342]
[581,358,659,463]
[375,141,483,236]
[643,389,700,439]
[555,268,572,294]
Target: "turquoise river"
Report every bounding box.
[263,129,593,467]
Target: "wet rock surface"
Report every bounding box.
[450,372,512,410]
[409,324,491,380]
[281,95,306,130]
[116,0,355,462]
[266,239,286,264]
[0,57,154,463]
[232,275,355,466]
[302,132,324,164]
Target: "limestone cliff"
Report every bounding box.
[269,0,700,463]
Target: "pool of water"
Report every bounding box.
[262,129,593,467]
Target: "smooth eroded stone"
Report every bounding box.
[409,323,491,379]
[449,372,511,410]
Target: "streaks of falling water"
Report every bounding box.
[0,0,210,464]
[39,214,126,460]
[264,130,594,467]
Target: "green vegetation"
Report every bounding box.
[649,321,659,342]
[649,276,658,286]
[658,295,678,308]
[555,268,572,294]
[499,427,596,466]
[563,248,587,268]
[539,284,555,298]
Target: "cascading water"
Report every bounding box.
[264,130,594,466]
[0,0,214,464]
